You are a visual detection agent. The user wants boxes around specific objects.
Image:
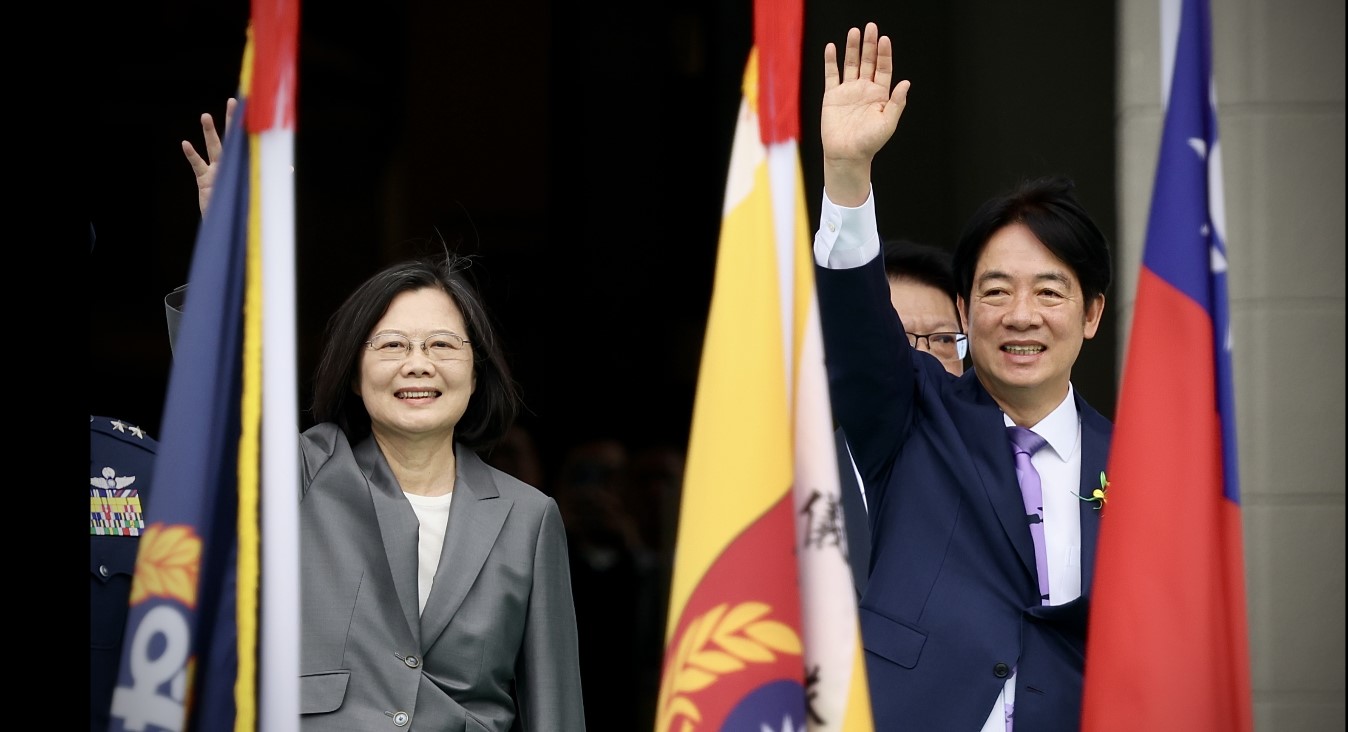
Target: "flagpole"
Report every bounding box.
[252,1,301,728]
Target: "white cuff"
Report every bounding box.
[813,186,881,269]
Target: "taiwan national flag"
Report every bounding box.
[108,2,300,730]
[653,0,873,730]
[1081,0,1252,729]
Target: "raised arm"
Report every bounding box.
[820,23,910,207]
[815,23,923,498]
[168,98,236,351]
[180,97,237,217]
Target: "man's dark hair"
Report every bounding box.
[883,238,959,310]
[952,176,1112,305]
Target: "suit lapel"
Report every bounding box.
[354,436,423,646]
[418,446,511,653]
[1075,394,1112,595]
[948,373,1039,586]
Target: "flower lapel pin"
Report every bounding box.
[1078,471,1109,512]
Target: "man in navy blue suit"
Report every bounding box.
[815,23,1113,731]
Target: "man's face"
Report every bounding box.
[957,222,1104,413]
[889,275,965,376]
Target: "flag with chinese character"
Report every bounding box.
[654,0,873,729]
[1081,0,1252,729]
[109,2,300,730]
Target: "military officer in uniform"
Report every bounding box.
[90,415,158,732]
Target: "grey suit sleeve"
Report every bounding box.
[514,498,586,731]
[165,284,188,356]
[297,424,342,500]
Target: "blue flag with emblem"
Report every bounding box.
[107,93,250,732]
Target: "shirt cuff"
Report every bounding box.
[813,186,881,269]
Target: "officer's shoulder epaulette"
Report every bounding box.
[90,415,160,453]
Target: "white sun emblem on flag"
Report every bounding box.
[761,714,801,732]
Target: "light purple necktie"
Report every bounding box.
[1008,426,1050,606]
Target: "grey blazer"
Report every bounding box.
[298,423,585,731]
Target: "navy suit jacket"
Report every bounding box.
[836,428,872,598]
[817,255,1112,732]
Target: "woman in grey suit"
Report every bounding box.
[182,105,585,731]
[296,257,586,730]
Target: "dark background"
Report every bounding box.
[88,1,1117,458]
[87,2,1115,728]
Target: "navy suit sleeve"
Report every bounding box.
[816,255,919,509]
[835,428,872,597]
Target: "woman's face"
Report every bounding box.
[355,287,476,443]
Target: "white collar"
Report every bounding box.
[1002,384,1079,460]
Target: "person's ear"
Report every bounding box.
[1082,293,1106,339]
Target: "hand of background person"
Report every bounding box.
[820,22,910,207]
[180,97,237,217]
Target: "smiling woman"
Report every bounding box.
[165,254,586,729]
[313,260,501,452]
[165,89,587,728]
[294,255,586,729]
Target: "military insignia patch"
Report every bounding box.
[91,468,146,535]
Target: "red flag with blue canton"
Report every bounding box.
[1081,0,1252,729]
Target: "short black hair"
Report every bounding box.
[310,255,520,449]
[882,238,958,309]
[953,176,1112,305]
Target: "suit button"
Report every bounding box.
[392,711,409,727]
[404,655,420,669]
[993,662,1010,678]
[99,564,111,578]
